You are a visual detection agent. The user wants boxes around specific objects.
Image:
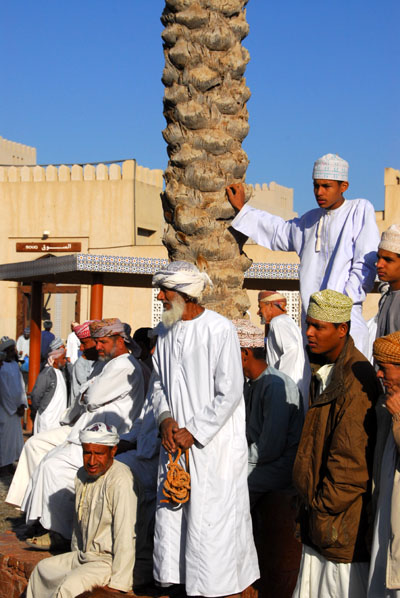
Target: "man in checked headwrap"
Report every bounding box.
[292,289,380,598]
[368,332,400,597]
[10,318,144,550]
[26,422,136,597]
[6,321,104,508]
[257,290,310,411]
[30,346,68,434]
[152,261,259,597]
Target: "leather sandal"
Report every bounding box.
[26,531,69,551]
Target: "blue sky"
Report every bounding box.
[1,0,398,213]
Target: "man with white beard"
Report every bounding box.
[18,318,144,550]
[152,261,259,597]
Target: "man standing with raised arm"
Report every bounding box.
[227,153,379,355]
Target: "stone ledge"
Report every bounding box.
[0,530,51,597]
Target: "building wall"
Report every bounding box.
[1,153,399,340]
[0,136,36,166]
[0,160,164,337]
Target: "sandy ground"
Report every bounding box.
[0,468,25,533]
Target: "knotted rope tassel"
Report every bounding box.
[161,448,190,504]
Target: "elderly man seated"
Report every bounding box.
[20,318,144,549]
[26,422,136,597]
[6,321,103,507]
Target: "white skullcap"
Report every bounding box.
[233,319,265,348]
[79,422,119,446]
[379,225,400,255]
[313,153,349,182]
[152,260,213,299]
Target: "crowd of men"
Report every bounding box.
[1,152,400,597]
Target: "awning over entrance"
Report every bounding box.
[0,252,300,429]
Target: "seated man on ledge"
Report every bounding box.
[26,422,136,597]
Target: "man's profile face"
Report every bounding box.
[157,287,180,311]
[82,443,117,478]
[80,337,98,361]
[306,317,344,356]
[376,362,400,393]
[55,353,67,369]
[313,179,348,210]
[376,249,400,285]
[157,287,187,327]
[257,301,272,325]
[95,336,119,362]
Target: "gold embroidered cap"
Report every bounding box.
[307,290,353,323]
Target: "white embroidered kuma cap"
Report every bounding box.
[313,153,349,182]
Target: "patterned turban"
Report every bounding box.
[312,153,349,182]
[379,225,400,255]
[89,318,125,339]
[73,321,93,340]
[258,291,286,303]
[48,346,66,366]
[0,336,16,352]
[49,337,64,352]
[79,422,119,446]
[307,290,353,323]
[233,319,265,348]
[152,260,212,299]
[373,332,400,365]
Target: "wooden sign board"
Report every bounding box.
[16,242,81,253]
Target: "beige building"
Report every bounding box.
[0,136,399,340]
[0,136,36,166]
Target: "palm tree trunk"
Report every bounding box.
[161,0,252,318]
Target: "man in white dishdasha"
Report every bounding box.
[152,261,259,597]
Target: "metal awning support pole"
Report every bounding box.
[90,274,104,319]
[27,281,42,431]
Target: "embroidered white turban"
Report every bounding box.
[152,261,213,299]
[379,225,400,255]
[313,153,349,182]
[79,422,120,446]
[233,319,265,348]
[307,290,353,323]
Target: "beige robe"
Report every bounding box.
[26,460,137,597]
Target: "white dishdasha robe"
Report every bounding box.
[266,313,310,412]
[26,460,136,597]
[231,199,379,356]
[6,359,103,507]
[153,309,259,597]
[21,353,144,538]
[33,368,67,434]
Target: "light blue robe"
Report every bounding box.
[232,198,380,356]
